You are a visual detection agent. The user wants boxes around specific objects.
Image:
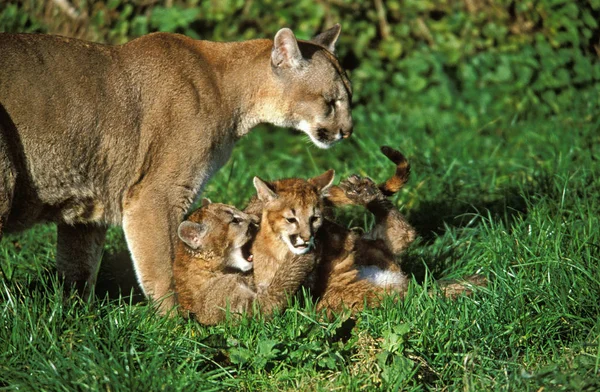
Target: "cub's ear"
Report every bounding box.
[178,221,208,250]
[249,214,260,225]
[311,24,341,53]
[253,176,278,202]
[309,169,335,194]
[201,198,212,208]
[272,28,303,68]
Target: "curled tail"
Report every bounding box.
[378,146,410,197]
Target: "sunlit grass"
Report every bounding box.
[1,111,599,390]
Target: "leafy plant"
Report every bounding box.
[1,0,598,123]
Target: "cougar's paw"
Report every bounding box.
[339,174,383,205]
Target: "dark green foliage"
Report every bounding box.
[1,1,599,124]
[0,3,45,33]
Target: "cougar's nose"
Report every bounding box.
[341,126,353,139]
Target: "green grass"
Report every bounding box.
[1,109,599,391]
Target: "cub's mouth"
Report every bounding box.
[228,231,256,272]
[288,234,313,254]
[241,237,254,263]
[241,220,258,263]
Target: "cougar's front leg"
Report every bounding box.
[122,190,182,314]
[0,133,16,238]
[56,223,108,297]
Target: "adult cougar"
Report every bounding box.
[0,25,352,313]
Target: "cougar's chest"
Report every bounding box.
[185,138,235,209]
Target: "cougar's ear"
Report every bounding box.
[178,221,208,250]
[272,28,303,68]
[311,24,341,53]
[201,198,212,208]
[253,176,278,202]
[310,169,335,194]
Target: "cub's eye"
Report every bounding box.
[231,216,243,224]
[286,217,297,224]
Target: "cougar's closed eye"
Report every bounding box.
[325,99,336,116]
[286,216,297,224]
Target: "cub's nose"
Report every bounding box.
[341,127,353,139]
[290,234,311,248]
[299,236,312,245]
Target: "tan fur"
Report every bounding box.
[246,171,335,289]
[246,147,484,316]
[236,149,414,314]
[314,173,414,315]
[0,25,352,313]
[314,149,485,315]
[173,201,316,325]
[173,149,485,322]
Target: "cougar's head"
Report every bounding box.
[177,199,259,272]
[253,170,334,255]
[268,25,353,149]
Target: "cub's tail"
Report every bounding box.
[378,146,410,197]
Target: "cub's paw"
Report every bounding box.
[339,174,383,206]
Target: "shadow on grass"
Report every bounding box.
[400,187,527,282]
[401,173,557,282]
[3,249,146,304]
[96,250,145,303]
[0,258,144,309]
[408,188,528,243]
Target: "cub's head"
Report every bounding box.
[253,170,335,255]
[177,199,259,272]
[268,25,353,149]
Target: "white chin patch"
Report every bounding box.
[289,245,311,255]
[227,248,253,272]
[358,266,406,287]
[297,120,333,150]
[282,235,312,255]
